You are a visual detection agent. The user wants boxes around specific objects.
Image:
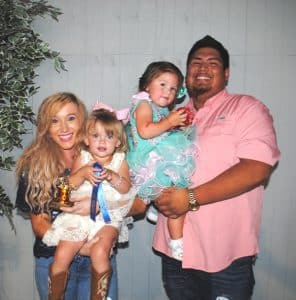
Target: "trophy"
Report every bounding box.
[50,176,74,210]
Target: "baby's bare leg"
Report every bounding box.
[90,226,119,273]
[168,214,185,240]
[167,215,185,261]
[51,240,85,275]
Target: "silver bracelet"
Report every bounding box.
[111,174,123,188]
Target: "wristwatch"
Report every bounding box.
[188,189,200,211]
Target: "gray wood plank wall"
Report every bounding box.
[1,0,295,299]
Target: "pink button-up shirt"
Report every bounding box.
[152,89,280,272]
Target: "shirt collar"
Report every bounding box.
[187,88,228,112]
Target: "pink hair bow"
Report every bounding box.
[132,91,151,102]
[92,101,130,124]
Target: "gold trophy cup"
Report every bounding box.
[50,177,74,210]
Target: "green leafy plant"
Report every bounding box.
[0,0,66,231]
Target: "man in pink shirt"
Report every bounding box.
[154,35,280,299]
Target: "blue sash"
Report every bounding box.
[90,163,111,223]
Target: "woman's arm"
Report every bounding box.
[30,213,51,238]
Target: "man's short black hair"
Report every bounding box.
[186,35,229,69]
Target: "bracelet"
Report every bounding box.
[111,174,123,188]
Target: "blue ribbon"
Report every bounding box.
[97,184,111,223]
[90,162,111,223]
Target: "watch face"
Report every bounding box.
[189,202,198,211]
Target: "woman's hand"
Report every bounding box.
[78,236,100,256]
[61,194,97,216]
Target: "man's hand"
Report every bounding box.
[154,187,189,218]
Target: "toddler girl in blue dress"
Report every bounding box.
[126,61,197,260]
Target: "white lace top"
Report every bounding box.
[42,150,136,246]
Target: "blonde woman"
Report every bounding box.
[16,92,118,300]
[42,108,135,299]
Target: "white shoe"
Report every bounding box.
[146,204,158,224]
[169,238,183,261]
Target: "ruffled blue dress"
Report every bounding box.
[126,92,197,203]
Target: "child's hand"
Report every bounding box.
[167,109,187,127]
[97,168,114,182]
[75,161,102,186]
[176,107,193,126]
[97,168,130,193]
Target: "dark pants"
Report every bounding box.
[161,254,255,300]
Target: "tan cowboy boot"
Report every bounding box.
[91,267,112,300]
[48,264,69,300]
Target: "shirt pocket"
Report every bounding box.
[200,118,234,136]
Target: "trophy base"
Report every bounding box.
[50,201,74,210]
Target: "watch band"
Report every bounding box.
[188,189,200,211]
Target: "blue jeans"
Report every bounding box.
[35,254,118,300]
[161,254,255,300]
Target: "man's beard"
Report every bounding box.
[187,85,210,98]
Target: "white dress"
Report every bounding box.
[43,151,136,246]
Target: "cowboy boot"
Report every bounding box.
[91,267,112,300]
[48,264,69,300]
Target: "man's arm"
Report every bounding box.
[155,158,273,218]
[127,197,147,217]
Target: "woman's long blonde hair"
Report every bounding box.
[16,92,87,211]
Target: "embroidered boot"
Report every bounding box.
[48,265,69,300]
[91,267,112,300]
